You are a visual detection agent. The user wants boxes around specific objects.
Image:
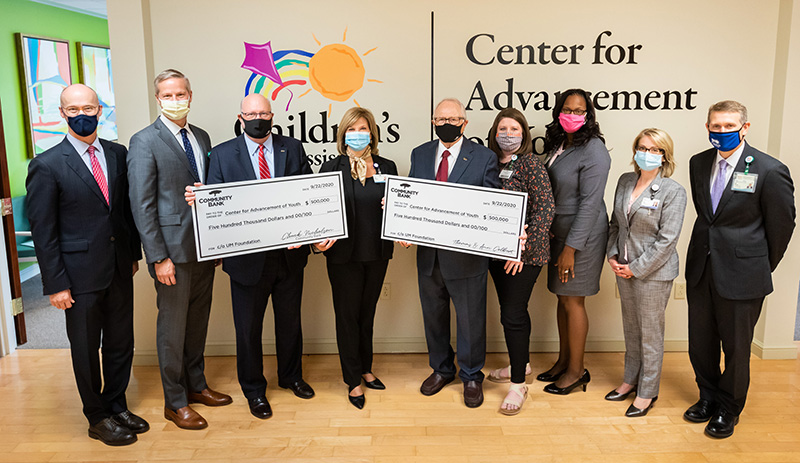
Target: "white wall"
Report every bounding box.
[106,0,800,364]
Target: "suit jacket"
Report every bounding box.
[686,142,795,300]
[408,138,500,279]
[319,154,397,264]
[127,118,212,265]
[207,133,312,285]
[607,172,687,281]
[546,137,611,251]
[27,137,141,295]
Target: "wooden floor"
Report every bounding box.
[1,350,799,462]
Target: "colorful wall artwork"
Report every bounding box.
[78,42,117,141]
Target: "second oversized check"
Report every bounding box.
[191,172,347,261]
[381,176,527,260]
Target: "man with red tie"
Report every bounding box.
[27,84,147,445]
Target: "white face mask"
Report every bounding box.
[159,98,190,120]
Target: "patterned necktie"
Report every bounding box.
[436,150,450,182]
[180,128,200,180]
[87,146,108,205]
[711,159,727,213]
[258,144,271,179]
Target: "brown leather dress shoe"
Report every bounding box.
[420,372,455,396]
[164,406,208,430]
[188,388,233,407]
[463,380,484,408]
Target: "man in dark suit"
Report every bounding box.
[26,84,147,445]
[186,93,315,419]
[403,98,500,408]
[128,69,231,430]
[684,100,795,438]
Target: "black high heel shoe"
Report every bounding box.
[604,386,637,401]
[348,386,365,409]
[625,396,657,417]
[543,369,590,395]
[363,374,386,390]
[536,368,566,382]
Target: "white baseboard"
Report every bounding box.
[751,339,799,359]
[19,264,40,282]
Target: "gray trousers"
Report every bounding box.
[152,261,215,410]
[617,277,673,399]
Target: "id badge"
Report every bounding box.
[373,174,386,183]
[731,172,757,193]
[499,169,514,179]
[641,198,660,209]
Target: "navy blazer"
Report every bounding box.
[686,142,795,300]
[408,137,500,279]
[27,137,141,295]
[207,133,312,285]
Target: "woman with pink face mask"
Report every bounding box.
[538,89,611,395]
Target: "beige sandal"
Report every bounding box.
[499,383,528,416]
[488,363,532,383]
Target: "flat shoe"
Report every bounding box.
[348,394,365,409]
[487,363,532,383]
[499,384,528,416]
[363,376,386,390]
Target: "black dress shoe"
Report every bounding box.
[604,387,636,401]
[363,375,386,390]
[536,368,566,382]
[625,396,658,417]
[248,396,273,419]
[684,399,718,423]
[543,369,590,395]
[88,417,137,446]
[463,380,484,408]
[705,409,739,439]
[348,393,365,409]
[112,410,150,434]
[281,380,315,399]
[420,372,455,396]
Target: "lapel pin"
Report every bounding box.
[462,157,467,161]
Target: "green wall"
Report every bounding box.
[0,0,109,197]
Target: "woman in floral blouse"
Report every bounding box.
[485,108,555,415]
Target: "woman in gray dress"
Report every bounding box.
[539,89,611,395]
[605,128,686,417]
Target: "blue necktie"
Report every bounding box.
[180,128,200,180]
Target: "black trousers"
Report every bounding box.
[489,261,542,383]
[326,259,389,389]
[230,255,304,400]
[687,260,763,416]
[65,264,134,425]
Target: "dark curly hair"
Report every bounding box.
[543,88,604,155]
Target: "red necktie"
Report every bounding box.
[88,146,109,204]
[436,150,450,182]
[258,144,271,179]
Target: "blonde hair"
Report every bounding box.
[707,100,748,125]
[336,107,380,156]
[632,128,676,178]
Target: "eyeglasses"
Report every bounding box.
[432,117,464,126]
[241,111,273,120]
[560,108,587,116]
[636,146,665,155]
[62,105,99,117]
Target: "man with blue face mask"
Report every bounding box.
[684,100,795,438]
[26,84,147,445]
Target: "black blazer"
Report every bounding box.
[686,142,795,300]
[408,138,500,279]
[26,137,141,295]
[207,133,312,285]
[319,154,397,264]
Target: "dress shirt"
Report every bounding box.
[710,141,745,193]
[243,133,275,179]
[435,135,464,177]
[66,133,107,181]
[159,114,205,174]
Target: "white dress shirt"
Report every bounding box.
[66,133,107,181]
[710,142,745,193]
[435,135,464,178]
[160,114,205,174]
[243,134,275,179]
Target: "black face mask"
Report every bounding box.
[67,114,99,137]
[435,123,463,143]
[242,118,272,139]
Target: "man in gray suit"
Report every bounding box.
[128,69,232,430]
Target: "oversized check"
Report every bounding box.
[381,176,527,260]
[191,172,348,261]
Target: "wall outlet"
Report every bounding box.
[381,283,391,300]
[674,282,686,299]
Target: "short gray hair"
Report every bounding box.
[153,69,191,96]
[434,98,467,120]
[707,100,748,125]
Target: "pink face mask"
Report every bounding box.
[558,113,586,133]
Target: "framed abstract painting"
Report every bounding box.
[77,42,117,141]
[15,33,72,158]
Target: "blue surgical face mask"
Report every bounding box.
[67,114,99,137]
[345,131,370,151]
[634,150,663,171]
[709,128,743,152]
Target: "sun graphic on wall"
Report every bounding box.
[241,28,382,116]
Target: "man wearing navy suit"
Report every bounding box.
[187,93,315,419]
[27,84,147,445]
[405,98,500,408]
[684,100,795,438]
